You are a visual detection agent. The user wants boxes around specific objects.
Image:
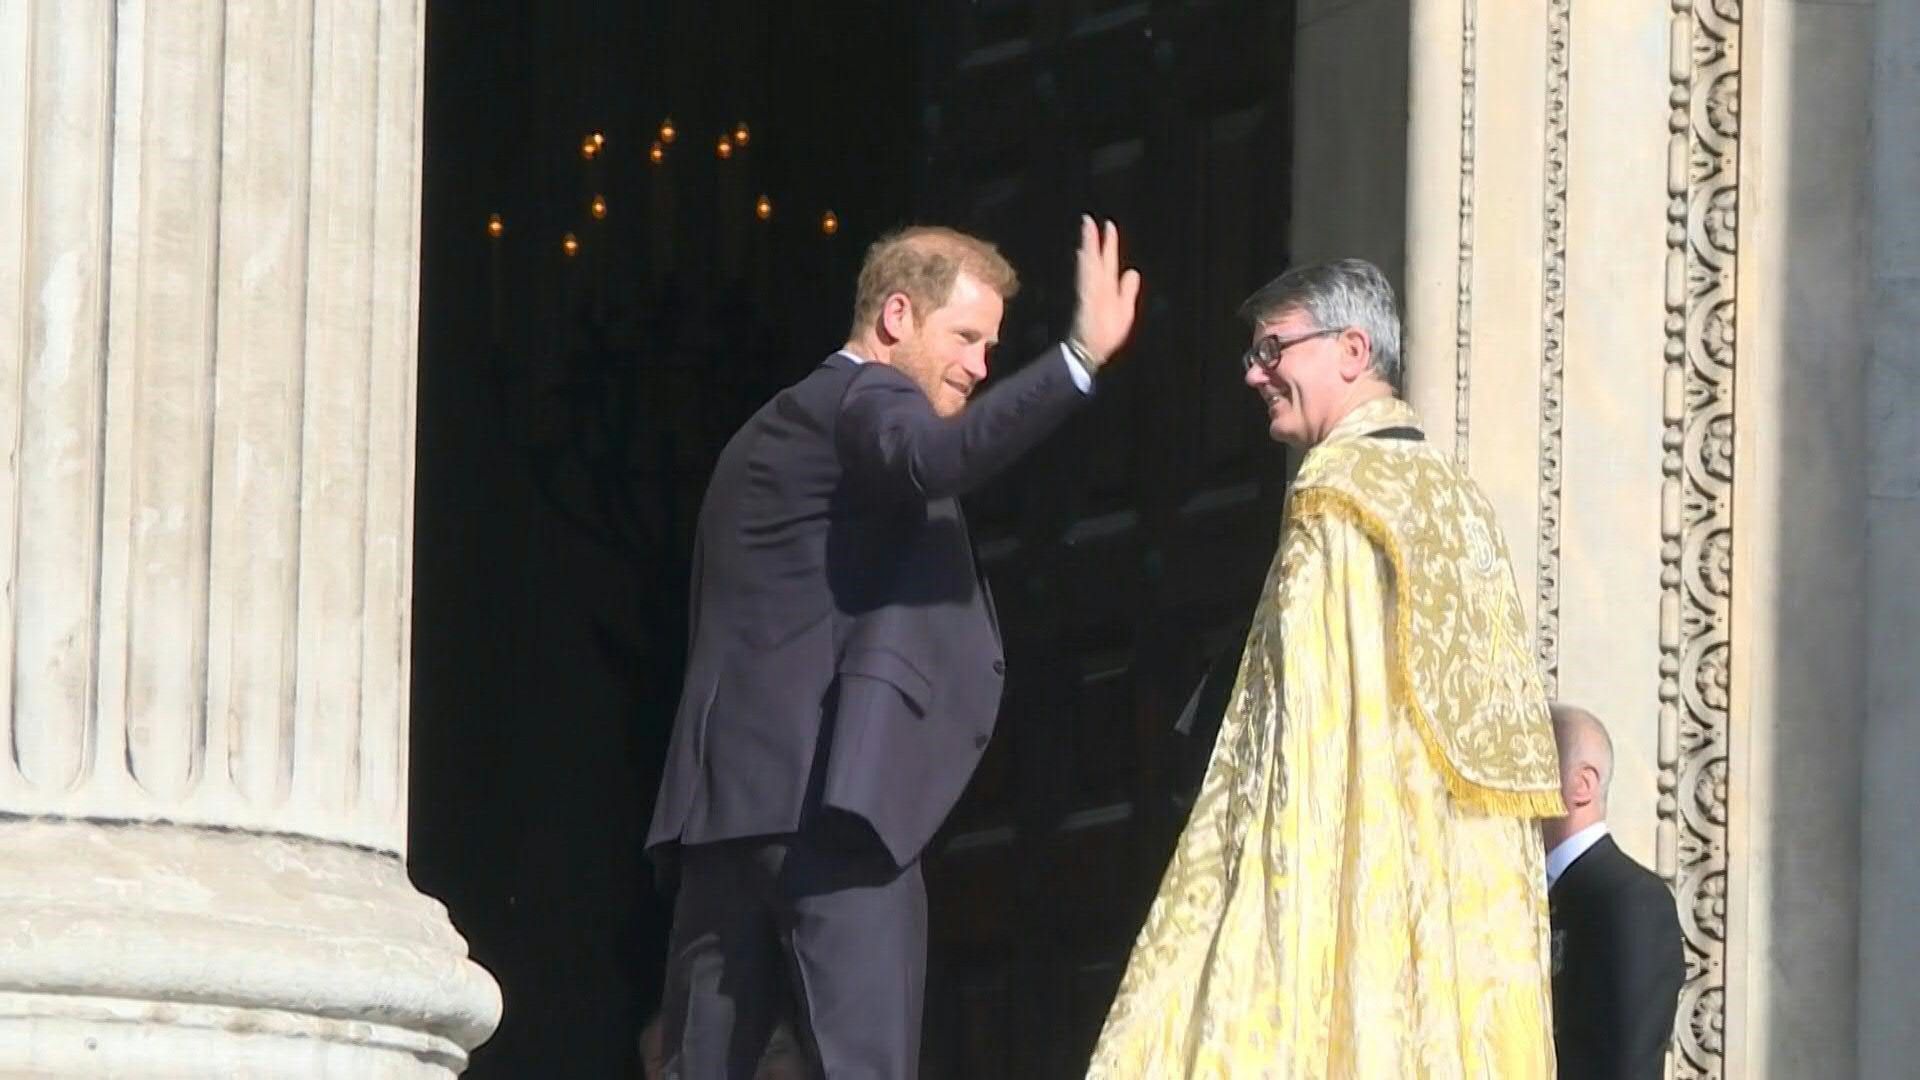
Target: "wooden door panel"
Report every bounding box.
[1068,650,1138,811]
[1199,107,1284,476]
[917,3,1295,1074]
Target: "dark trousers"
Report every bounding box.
[660,813,926,1079]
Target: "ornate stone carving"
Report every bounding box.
[1537,0,1570,693]
[1454,0,1478,463]
[1658,1,1741,1076]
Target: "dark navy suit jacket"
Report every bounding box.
[647,348,1087,865]
[1550,834,1685,1080]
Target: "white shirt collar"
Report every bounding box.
[1546,821,1609,889]
[834,348,869,365]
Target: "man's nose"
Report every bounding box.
[1244,363,1266,389]
[965,347,989,380]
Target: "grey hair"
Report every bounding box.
[1236,258,1403,385]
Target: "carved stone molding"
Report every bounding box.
[1537,0,1570,694]
[1453,0,1478,464]
[1657,1,1741,1076]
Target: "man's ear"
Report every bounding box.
[1569,762,1600,809]
[1338,327,1374,381]
[879,292,915,344]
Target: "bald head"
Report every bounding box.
[1544,703,1616,848]
[1551,703,1614,805]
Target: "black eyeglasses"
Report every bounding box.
[1240,327,1341,374]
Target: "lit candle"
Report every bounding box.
[715,138,738,281]
[487,214,504,346]
[651,133,674,285]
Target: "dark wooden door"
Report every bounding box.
[907,3,1297,1075]
[414,2,1295,1072]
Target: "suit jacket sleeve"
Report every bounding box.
[835,347,1088,501]
[1594,877,1687,1078]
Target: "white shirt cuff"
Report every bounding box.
[1060,344,1094,394]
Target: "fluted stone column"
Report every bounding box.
[0,1,500,1074]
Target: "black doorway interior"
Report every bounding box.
[412,2,1295,1075]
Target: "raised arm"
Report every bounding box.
[836,216,1142,501]
[836,348,1086,500]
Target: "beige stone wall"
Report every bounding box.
[1403,0,1671,879]
[1289,0,1411,279]
[1735,3,1879,1073]
[1862,0,1919,1072]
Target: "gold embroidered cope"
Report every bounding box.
[1291,398,1563,816]
[1086,398,1560,1077]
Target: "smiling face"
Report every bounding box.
[884,271,1004,418]
[1242,307,1385,447]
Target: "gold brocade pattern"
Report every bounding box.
[1292,399,1562,814]
[1086,399,1557,1078]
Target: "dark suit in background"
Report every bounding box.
[647,349,1087,1078]
[1549,834,1685,1080]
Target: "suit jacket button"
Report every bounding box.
[991,659,1006,675]
[974,734,990,750]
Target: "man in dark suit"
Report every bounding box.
[1545,703,1686,1080]
[648,218,1141,1078]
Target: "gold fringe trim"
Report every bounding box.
[1288,488,1566,820]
